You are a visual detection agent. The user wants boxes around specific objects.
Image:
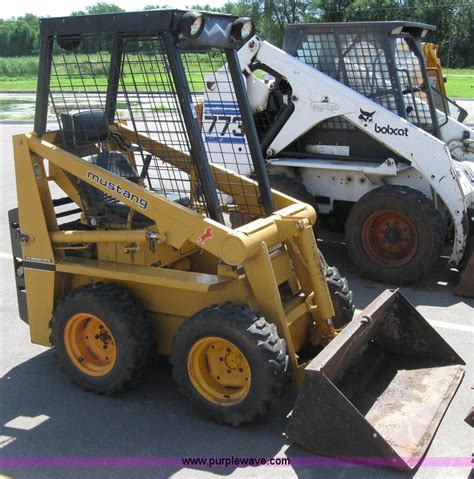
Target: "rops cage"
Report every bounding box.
[35,9,273,227]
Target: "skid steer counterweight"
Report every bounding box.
[8,9,464,469]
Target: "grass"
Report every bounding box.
[0,56,38,89]
[0,79,37,90]
[0,75,208,92]
[445,68,474,76]
[0,56,38,78]
[0,52,221,91]
[445,77,473,99]
[0,54,472,99]
[444,68,474,99]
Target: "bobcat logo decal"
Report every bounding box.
[359,108,376,126]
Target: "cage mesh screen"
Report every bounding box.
[48,32,265,222]
[50,35,111,130]
[118,35,195,209]
[183,50,262,215]
[394,38,433,129]
[293,31,434,130]
[296,33,397,117]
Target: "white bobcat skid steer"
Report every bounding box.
[200,22,473,291]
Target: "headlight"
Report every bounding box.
[178,11,206,39]
[231,17,255,41]
[57,34,82,51]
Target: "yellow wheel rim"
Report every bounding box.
[187,336,251,405]
[64,313,117,376]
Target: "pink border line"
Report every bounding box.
[0,456,472,469]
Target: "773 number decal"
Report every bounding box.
[204,114,245,138]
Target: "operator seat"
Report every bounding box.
[61,110,153,228]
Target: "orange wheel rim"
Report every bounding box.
[64,313,116,376]
[187,336,251,405]
[362,209,418,267]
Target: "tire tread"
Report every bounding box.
[170,303,288,425]
[49,282,154,394]
[345,185,446,283]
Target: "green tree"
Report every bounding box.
[143,4,173,9]
[0,21,11,56]
[310,0,473,67]
[0,0,471,68]
[0,14,40,57]
[70,3,126,53]
[71,2,126,16]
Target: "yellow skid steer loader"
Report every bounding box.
[8,9,464,469]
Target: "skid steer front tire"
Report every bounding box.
[50,283,154,394]
[325,266,354,328]
[319,252,354,328]
[171,304,288,426]
[345,186,446,283]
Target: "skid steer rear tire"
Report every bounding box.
[50,283,154,394]
[345,186,446,283]
[171,303,288,425]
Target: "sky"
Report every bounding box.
[1,0,227,20]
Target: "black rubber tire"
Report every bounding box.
[268,174,320,229]
[171,303,288,426]
[319,252,354,328]
[345,185,446,283]
[326,266,355,328]
[50,282,154,394]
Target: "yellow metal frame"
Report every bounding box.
[422,42,446,96]
[13,125,336,380]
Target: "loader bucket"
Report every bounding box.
[287,289,465,469]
